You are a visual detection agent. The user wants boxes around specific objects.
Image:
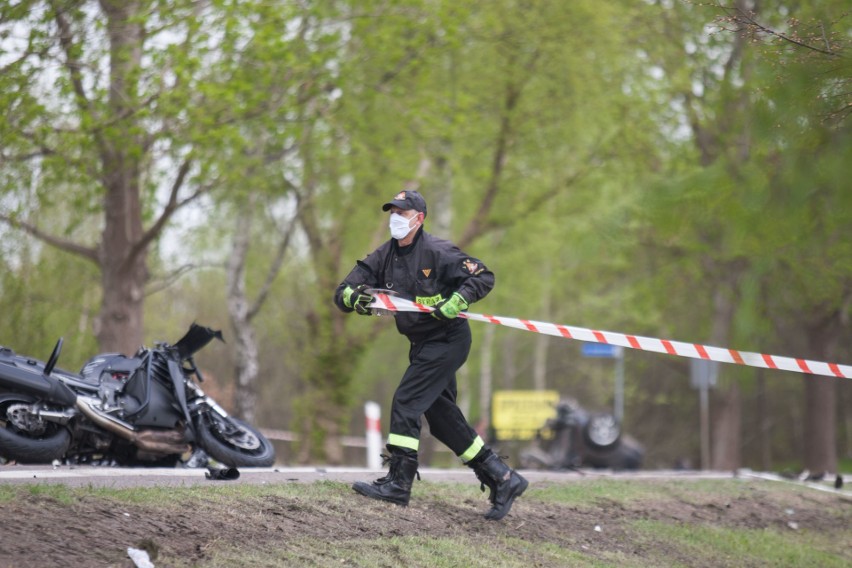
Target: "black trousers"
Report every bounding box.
[388,321,482,459]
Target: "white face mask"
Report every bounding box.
[389,212,417,240]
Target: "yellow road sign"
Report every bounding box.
[491,390,559,440]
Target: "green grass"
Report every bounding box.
[1,478,848,567]
[173,536,609,568]
[525,478,755,505]
[169,521,852,568]
[419,476,723,508]
[630,521,850,568]
[0,478,352,505]
[0,482,79,504]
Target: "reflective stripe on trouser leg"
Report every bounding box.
[459,436,485,463]
[390,323,472,449]
[387,433,420,452]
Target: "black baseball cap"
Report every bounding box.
[382,190,427,217]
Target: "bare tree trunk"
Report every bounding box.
[532,335,549,391]
[458,363,471,419]
[296,411,313,465]
[803,375,836,475]
[97,213,147,355]
[711,382,741,471]
[320,412,345,465]
[227,201,260,423]
[224,185,297,423]
[428,145,453,237]
[802,321,839,475]
[757,370,772,471]
[232,325,260,421]
[95,1,147,355]
[707,264,745,470]
[844,384,852,465]
[479,324,496,436]
[501,335,517,389]
[533,267,552,391]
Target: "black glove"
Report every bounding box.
[343,284,374,315]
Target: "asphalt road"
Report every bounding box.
[0,464,748,489]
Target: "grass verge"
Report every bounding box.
[0,477,848,567]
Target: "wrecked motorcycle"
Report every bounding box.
[519,398,643,471]
[0,324,275,468]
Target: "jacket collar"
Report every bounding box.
[393,227,425,256]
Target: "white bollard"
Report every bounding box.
[364,401,382,470]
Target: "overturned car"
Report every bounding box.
[519,398,644,471]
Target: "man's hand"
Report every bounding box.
[343,284,374,315]
[432,292,469,320]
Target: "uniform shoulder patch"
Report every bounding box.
[463,259,479,274]
[421,268,432,278]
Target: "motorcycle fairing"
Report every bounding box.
[127,376,185,429]
[80,354,141,383]
[77,351,185,429]
[172,324,224,360]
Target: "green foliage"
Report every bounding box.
[1,0,849,467]
[0,240,99,369]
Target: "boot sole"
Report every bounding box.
[352,481,410,506]
[485,477,529,521]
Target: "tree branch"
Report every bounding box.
[50,1,103,149]
[458,82,520,249]
[716,3,842,57]
[0,213,99,265]
[0,45,47,76]
[130,158,198,262]
[144,262,221,296]
[457,48,541,248]
[247,200,303,321]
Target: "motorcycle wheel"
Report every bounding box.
[195,413,275,468]
[583,414,622,451]
[0,397,71,463]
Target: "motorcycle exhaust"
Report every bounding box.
[76,397,190,455]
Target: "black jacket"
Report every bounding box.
[334,229,495,342]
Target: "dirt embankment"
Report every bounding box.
[0,479,849,567]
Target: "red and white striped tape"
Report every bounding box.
[369,293,851,380]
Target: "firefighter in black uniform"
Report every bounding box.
[333,190,528,520]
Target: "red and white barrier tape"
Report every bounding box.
[369,293,851,380]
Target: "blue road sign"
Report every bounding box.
[581,343,621,358]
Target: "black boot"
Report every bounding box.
[352,452,419,506]
[470,451,528,520]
